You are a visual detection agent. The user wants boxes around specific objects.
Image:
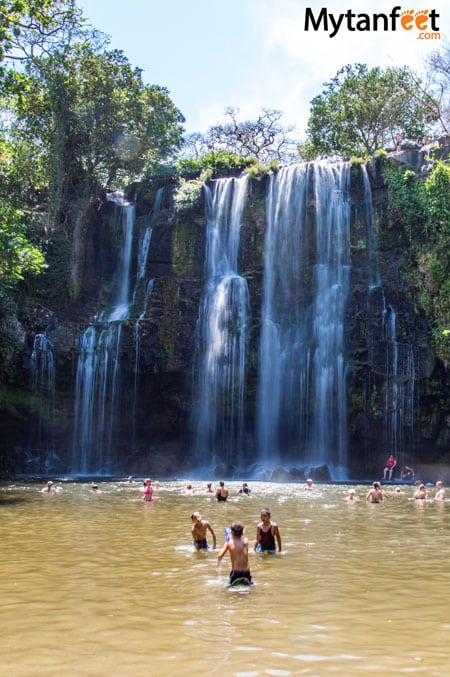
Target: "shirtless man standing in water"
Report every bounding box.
[217,521,252,586]
[191,512,217,551]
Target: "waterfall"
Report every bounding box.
[361,166,416,469]
[103,199,135,322]
[193,176,249,470]
[130,187,162,452]
[132,278,154,451]
[310,162,350,475]
[381,300,416,467]
[29,332,56,464]
[72,196,135,474]
[257,160,350,477]
[132,187,162,315]
[361,166,381,290]
[31,332,55,397]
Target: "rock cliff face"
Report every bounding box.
[346,157,446,478]
[0,154,449,479]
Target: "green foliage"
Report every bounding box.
[384,162,427,244]
[306,63,435,157]
[1,43,185,236]
[173,178,204,212]
[424,161,450,364]
[0,204,46,284]
[0,133,48,206]
[349,156,367,166]
[181,107,298,164]
[26,46,185,191]
[245,160,277,180]
[386,158,450,365]
[176,151,254,179]
[0,0,79,63]
[176,150,277,182]
[374,149,388,160]
[297,140,318,162]
[425,160,450,232]
[27,230,70,299]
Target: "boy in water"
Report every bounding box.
[191,512,217,551]
[217,521,252,586]
[254,508,282,552]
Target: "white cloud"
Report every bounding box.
[238,0,447,136]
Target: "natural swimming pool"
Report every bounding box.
[1,480,449,676]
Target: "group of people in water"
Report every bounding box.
[190,502,282,587]
[189,477,324,586]
[356,479,446,503]
[39,473,447,587]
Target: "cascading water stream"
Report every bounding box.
[130,188,162,451]
[31,332,55,398]
[72,196,135,474]
[257,163,311,465]
[381,300,415,466]
[29,332,56,464]
[361,166,381,290]
[193,176,249,470]
[310,162,350,475]
[257,160,350,478]
[361,165,416,468]
[132,187,162,314]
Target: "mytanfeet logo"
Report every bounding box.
[304,6,441,39]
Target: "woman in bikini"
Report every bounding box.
[143,478,154,502]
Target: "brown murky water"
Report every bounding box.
[1,480,449,676]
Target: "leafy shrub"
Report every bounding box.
[177,151,256,179]
[173,178,204,212]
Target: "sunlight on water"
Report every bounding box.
[1,480,450,676]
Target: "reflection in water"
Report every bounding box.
[1,481,450,675]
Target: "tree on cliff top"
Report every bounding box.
[303,64,437,158]
[26,46,185,186]
[2,1,185,204]
[181,107,299,164]
[4,43,185,234]
[424,41,450,135]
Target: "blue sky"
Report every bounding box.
[77,0,447,141]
